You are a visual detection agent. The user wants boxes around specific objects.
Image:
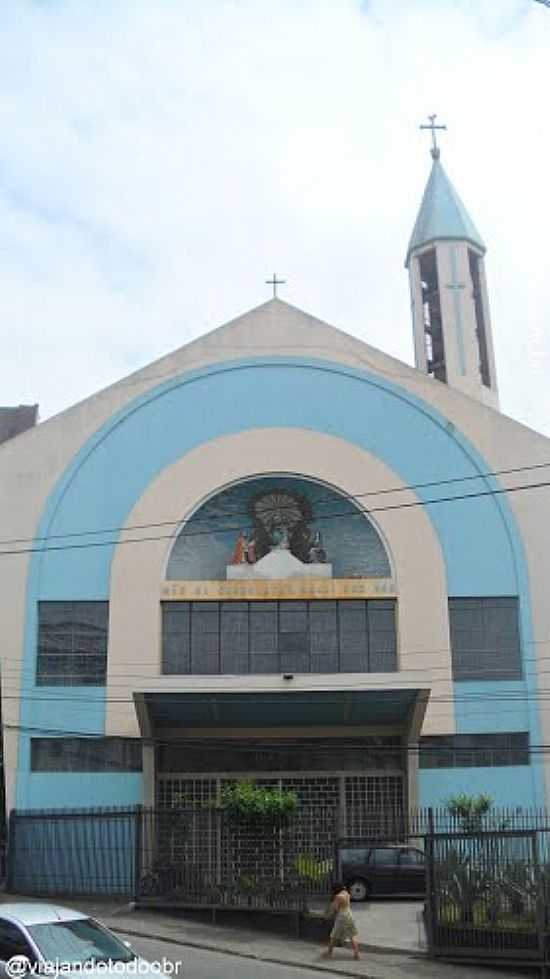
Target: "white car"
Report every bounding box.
[0,904,155,979]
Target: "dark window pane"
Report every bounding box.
[449,597,521,680]
[161,598,396,677]
[400,850,424,866]
[162,606,190,673]
[250,604,278,633]
[250,652,279,673]
[31,738,142,772]
[368,600,397,672]
[280,631,310,673]
[339,602,368,671]
[310,602,338,672]
[0,920,35,961]
[37,602,108,685]
[191,604,219,673]
[340,636,368,672]
[279,602,307,633]
[373,848,399,866]
[220,603,249,672]
[419,732,529,769]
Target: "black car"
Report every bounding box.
[339,843,425,901]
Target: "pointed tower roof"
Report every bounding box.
[405,156,485,267]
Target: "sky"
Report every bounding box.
[2,0,550,434]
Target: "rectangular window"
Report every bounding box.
[339,600,368,672]
[37,602,108,686]
[310,602,339,673]
[368,600,398,672]
[220,602,249,674]
[158,735,404,773]
[190,602,219,674]
[418,249,446,382]
[373,848,399,866]
[31,737,142,772]
[419,732,529,769]
[449,597,522,680]
[468,249,491,388]
[161,599,397,675]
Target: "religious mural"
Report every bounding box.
[166,476,391,581]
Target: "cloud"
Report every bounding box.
[1,0,550,436]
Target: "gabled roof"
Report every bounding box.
[405,156,485,266]
[0,405,38,446]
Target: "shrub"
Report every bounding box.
[219,781,298,829]
[446,793,493,832]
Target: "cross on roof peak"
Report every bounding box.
[420,114,447,160]
[265,273,286,299]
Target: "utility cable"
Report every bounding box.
[3,476,550,558]
[3,459,550,549]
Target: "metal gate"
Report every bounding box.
[136,805,337,910]
[157,772,405,836]
[425,828,547,967]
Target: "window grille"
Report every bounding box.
[36,601,108,686]
[162,599,397,675]
[31,737,142,772]
[419,732,529,769]
[448,597,522,680]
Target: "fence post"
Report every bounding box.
[133,806,142,902]
[424,807,436,956]
[333,807,340,887]
[6,810,16,894]
[532,831,546,976]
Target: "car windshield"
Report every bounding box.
[28,918,135,966]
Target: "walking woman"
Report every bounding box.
[324,882,360,961]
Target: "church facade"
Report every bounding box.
[2,147,549,827]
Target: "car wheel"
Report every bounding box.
[347,878,370,902]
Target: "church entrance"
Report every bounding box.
[155,736,407,837]
[136,688,429,838]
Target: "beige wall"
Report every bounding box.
[106,428,453,737]
[2,298,550,808]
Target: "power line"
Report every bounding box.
[3,685,550,706]
[2,721,547,753]
[3,459,550,550]
[3,475,550,558]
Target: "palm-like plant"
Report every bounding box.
[437,849,492,925]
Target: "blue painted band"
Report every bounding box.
[17,355,542,808]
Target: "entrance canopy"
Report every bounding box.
[134,687,429,734]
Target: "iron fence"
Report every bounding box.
[424,824,550,973]
[135,805,337,910]
[7,806,138,896]
[10,798,550,966]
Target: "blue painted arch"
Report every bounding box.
[18,357,542,808]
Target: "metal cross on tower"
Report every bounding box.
[265,273,286,298]
[420,114,447,159]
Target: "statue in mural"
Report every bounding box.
[307,530,326,564]
[247,488,327,564]
[270,521,290,550]
[230,530,248,565]
[167,476,392,582]
[246,536,257,564]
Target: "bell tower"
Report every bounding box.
[406,117,499,409]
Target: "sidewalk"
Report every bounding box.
[308,898,425,953]
[0,895,533,978]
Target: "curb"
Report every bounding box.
[113,925,376,977]
[111,922,426,976]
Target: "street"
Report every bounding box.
[126,935,355,979]
[119,930,532,979]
